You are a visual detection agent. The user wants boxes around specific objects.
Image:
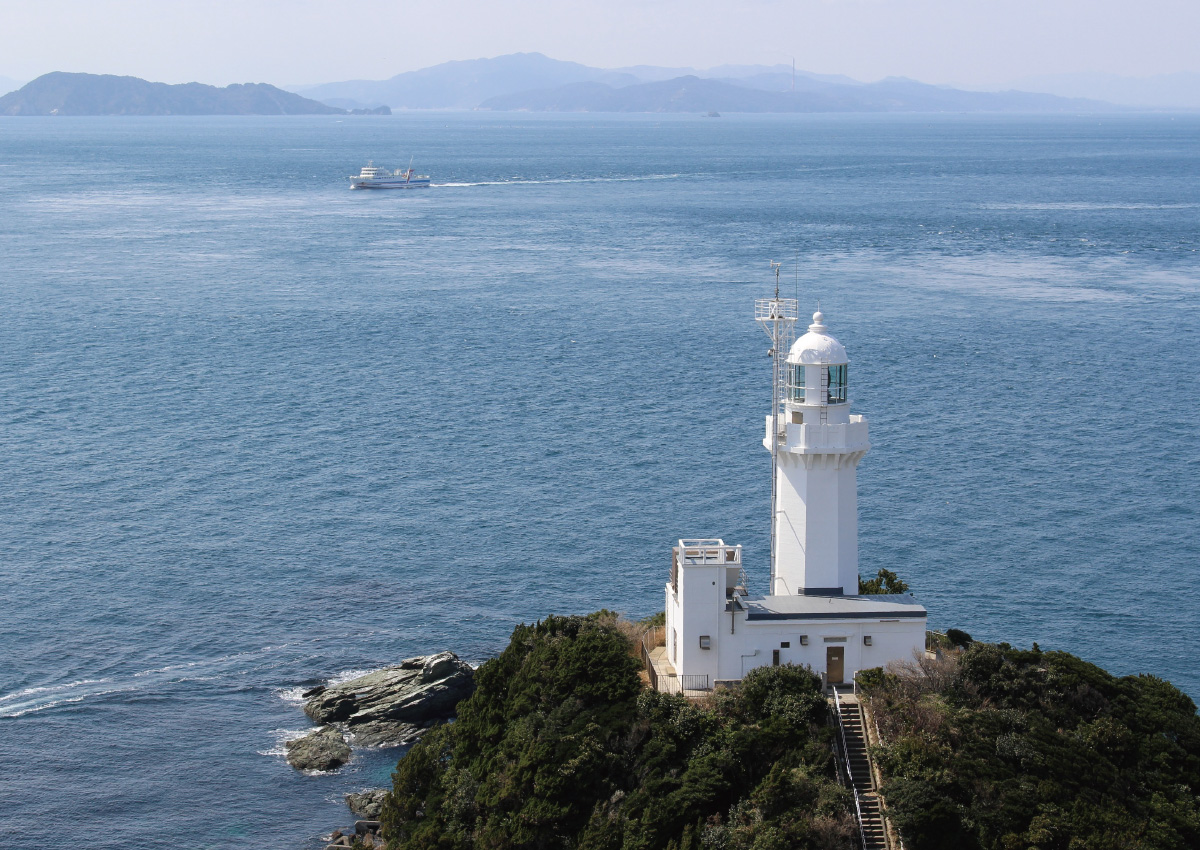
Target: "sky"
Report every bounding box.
[3,0,1199,88]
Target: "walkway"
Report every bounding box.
[645,645,711,698]
[832,688,888,850]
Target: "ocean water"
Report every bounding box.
[0,112,1197,847]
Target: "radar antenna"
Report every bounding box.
[755,263,799,594]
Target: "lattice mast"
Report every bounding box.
[755,264,799,593]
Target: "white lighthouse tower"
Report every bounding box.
[768,311,870,597]
[660,289,926,692]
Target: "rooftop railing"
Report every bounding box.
[676,539,741,566]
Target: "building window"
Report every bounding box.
[780,641,790,648]
[827,364,848,404]
[786,363,806,402]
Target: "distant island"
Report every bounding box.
[292,51,1120,114]
[0,72,386,116]
[476,73,1109,114]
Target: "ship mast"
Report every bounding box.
[755,263,799,594]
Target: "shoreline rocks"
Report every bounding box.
[346,788,389,819]
[287,651,475,774]
[285,726,351,772]
[304,651,474,748]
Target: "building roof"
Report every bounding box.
[787,311,848,366]
[740,593,927,622]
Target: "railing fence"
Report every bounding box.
[833,688,869,850]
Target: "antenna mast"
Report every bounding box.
[755,263,799,594]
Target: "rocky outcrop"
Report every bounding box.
[346,788,389,819]
[286,726,351,772]
[304,651,475,747]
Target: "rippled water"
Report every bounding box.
[1,113,1197,847]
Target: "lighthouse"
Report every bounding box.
[768,311,870,597]
[658,295,927,692]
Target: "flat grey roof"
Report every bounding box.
[741,593,927,622]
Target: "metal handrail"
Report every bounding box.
[833,688,869,850]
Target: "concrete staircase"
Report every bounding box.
[834,690,888,850]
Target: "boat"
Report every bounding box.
[349,160,431,189]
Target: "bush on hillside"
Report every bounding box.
[861,642,1200,850]
[380,612,854,850]
[858,568,910,595]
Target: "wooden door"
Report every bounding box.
[826,646,844,684]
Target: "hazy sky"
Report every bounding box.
[3,0,1198,87]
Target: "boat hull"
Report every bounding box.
[350,179,431,190]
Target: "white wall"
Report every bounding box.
[774,452,861,595]
[710,615,925,684]
[675,563,723,685]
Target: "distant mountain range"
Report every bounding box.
[0,73,351,116]
[477,74,1111,114]
[4,58,1194,117]
[1010,71,1200,110]
[290,52,1120,113]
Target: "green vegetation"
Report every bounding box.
[638,610,666,629]
[857,568,909,595]
[944,628,973,648]
[379,611,854,850]
[376,607,1199,850]
[860,644,1200,850]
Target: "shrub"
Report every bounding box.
[944,628,972,648]
[858,568,910,594]
[866,641,1200,850]
[381,616,852,850]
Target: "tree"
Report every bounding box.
[858,568,909,594]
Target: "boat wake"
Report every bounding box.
[0,679,132,718]
[434,173,682,188]
[0,645,292,718]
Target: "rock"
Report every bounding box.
[285,726,351,772]
[304,651,474,746]
[346,788,389,819]
[348,719,425,748]
[302,684,326,699]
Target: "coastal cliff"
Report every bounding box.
[368,612,1200,850]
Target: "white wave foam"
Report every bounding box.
[257,727,313,757]
[327,668,376,686]
[277,685,310,706]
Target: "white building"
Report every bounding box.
[662,306,926,690]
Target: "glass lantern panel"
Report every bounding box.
[786,363,806,402]
[828,364,848,404]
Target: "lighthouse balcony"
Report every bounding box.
[763,415,870,454]
[675,539,741,566]
[670,539,746,598]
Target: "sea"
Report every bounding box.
[0,112,1197,847]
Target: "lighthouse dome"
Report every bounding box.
[787,312,848,365]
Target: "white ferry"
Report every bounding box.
[349,160,431,190]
